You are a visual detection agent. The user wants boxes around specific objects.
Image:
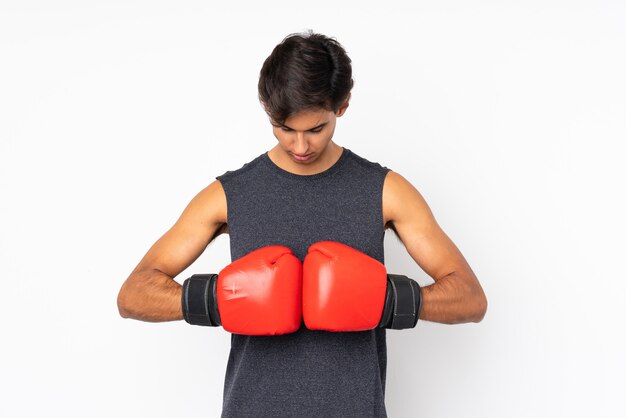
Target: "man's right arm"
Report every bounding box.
[116,180,228,322]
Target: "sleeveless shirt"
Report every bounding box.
[215,147,391,417]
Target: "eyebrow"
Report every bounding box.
[274,121,329,131]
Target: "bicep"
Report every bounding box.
[131,179,228,278]
[383,171,471,281]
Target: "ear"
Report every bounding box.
[336,95,350,117]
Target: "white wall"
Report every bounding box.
[1,1,624,417]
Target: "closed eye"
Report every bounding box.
[281,127,323,133]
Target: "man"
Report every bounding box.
[117,30,487,417]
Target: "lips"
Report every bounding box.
[292,153,312,161]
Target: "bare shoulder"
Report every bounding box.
[128,179,229,278]
[194,179,229,237]
[382,170,434,229]
[199,179,228,225]
[166,178,229,248]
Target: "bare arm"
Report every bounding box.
[116,180,228,322]
[383,171,487,324]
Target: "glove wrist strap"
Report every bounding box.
[181,274,220,326]
[380,274,422,330]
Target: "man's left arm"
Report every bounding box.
[383,171,488,324]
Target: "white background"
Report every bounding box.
[1,1,624,417]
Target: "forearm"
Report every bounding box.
[117,269,183,322]
[418,272,487,325]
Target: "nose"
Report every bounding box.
[293,133,309,155]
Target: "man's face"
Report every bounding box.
[270,103,348,167]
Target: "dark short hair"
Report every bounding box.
[258,30,353,125]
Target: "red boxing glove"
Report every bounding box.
[182,245,302,336]
[303,241,386,331]
[302,241,422,332]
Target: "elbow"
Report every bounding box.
[472,292,488,323]
[117,282,131,319]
